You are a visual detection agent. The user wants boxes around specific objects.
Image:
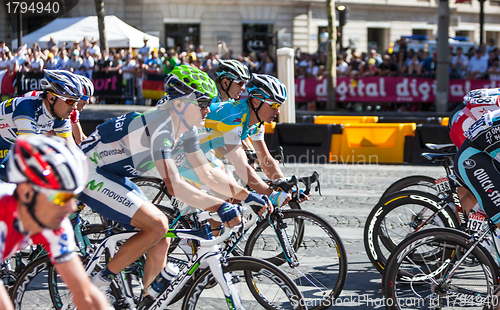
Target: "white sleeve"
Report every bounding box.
[223,126,243,146]
[250,124,265,141]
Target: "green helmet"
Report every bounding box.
[164,65,217,100]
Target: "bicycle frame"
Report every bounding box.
[61,211,259,310]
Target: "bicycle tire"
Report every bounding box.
[182,256,307,310]
[382,228,500,310]
[244,209,347,310]
[381,175,438,199]
[364,190,459,274]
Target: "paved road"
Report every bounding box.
[26,163,445,309]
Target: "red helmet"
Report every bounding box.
[7,136,88,194]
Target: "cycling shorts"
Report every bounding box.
[454,139,500,224]
[78,161,149,230]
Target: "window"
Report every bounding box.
[164,24,200,52]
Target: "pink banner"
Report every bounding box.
[294,77,500,103]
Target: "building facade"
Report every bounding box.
[2,0,500,55]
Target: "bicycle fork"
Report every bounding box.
[204,245,246,310]
[270,211,300,268]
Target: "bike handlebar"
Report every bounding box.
[269,171,321,197]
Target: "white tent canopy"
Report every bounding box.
[12,15,160,49]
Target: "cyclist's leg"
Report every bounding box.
[455,140,500,229]
[78,165,169,288]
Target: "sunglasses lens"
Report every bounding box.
[270,102,281,109]
[81,95,90,101]
[49,192,75,206]
[198,99,211,109]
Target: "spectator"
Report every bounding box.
[108,50,123,72]
[416,48,425,62]
[122,54,137,104]
[316,65,326,80]
[467,48,488,79]
[263,54,275,76]
[361,58,377,76]
[298,53,314,76]
[204,52,218,79]
[161,49,179,74]
[81,37,90,53]
[368,49,383,66]
[422,52,437,77]
[139,38,151,60]
[0,41,9,54]
[337,55,349,76]
[146,50,161,71]
[69,40,81,57]
[486,38,498,55]
[81,50,95,79]
[297,63,308,78]
[67,49,83,73]
[29,50,44,73]
[87,38,100,59]
[4,50,18,73]
[407,54,422,76]
[56,49,69,70]
[196,45,208,61]
[378,55,397,76]
[488,58,500,81]
[0,52,7,70]
[451,46,468,79]
[348,52,363,77]
[96,50,112,71]
[395,51,407,76]
[44,52,58,69]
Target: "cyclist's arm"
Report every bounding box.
[253,139,284,180]
[55,256,110,310]
[0,284,13,310]
[71,122,87,145]
[186,149,249,201]
[224,143,273,196]
[241,137,255,151]
[155,158,226,211]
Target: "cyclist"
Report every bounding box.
[454,108,500,231]
[201,74,296,205]
[214,59,251,102]
[21,74,93,145]
[0,135,109,310]
[77,65,266,301]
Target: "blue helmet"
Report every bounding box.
[215,60,251,82]
[41,70,84,98]
[246,74,287,104]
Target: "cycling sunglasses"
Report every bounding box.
[256,97,281,110]
[80,95,90,101]
[33,185,78,206]
[231,79,246,87]
[197,99,212,109]
[49,92,79,106]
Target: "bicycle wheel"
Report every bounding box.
[364,190,459,274]
[381,175,438,199]
[244,209,347,310]
[382,228,500,310]
[182,256,307,310]
[131,176,170,205]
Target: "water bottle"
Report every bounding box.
[147,262,179,298]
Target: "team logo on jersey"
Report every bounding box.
[463,159,476,169]
[86,180,104,192]
[164,138,172,148]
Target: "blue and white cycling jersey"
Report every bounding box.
[80,109,200,178]
[0,96,72,148]
[79,109,201,229]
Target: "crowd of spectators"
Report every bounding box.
[295,38,500,81]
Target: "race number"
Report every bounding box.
[434,177,451,194]
[467,212,487,232]
[170,196,185,210]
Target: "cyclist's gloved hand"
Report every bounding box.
[217,202,241,224]
[269,191,291,207]
[292,188,308,201]
[245,192,271,215]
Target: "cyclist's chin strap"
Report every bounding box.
[173,101,192,130]
[47,96,63,121]
[249,97,265,127]
[24,191,49,229]
[221,78,235,100]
